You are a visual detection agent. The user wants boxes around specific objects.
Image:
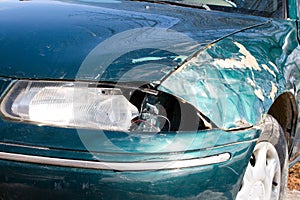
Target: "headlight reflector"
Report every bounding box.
[1,81,139,131]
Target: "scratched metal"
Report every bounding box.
[159,20,300,130]
[0,0,299,199]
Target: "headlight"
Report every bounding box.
[0,80,139,131]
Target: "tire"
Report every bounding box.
[236,115,288,200]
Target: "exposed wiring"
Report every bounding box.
[131,114,171,132]
[131,119,161,132]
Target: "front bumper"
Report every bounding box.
[0,128,259,200]
[0,78,260,199]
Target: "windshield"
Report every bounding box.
[148,0,285,18]
[67,0,285,18]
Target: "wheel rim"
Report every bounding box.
[236,142,281,200]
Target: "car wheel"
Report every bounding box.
[236,115,288,200]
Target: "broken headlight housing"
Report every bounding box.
[0,80,139,131]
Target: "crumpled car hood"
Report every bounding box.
[0,0,268,82]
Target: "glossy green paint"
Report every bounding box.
[159,19,299,130]
[0,140,253,200]
[0,74,260,199]
[0,0,270,81]
[288,0,299,19]
[0,0,300,199]
[0,110,260,162]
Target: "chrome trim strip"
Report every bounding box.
[0,152,230,171]
[0,142,50,150]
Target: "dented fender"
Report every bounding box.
[159,20,299,130]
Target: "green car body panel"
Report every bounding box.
[0,0,299,199]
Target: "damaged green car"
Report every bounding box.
[0,0,300,199]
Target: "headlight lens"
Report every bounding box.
[1,81,139,131]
